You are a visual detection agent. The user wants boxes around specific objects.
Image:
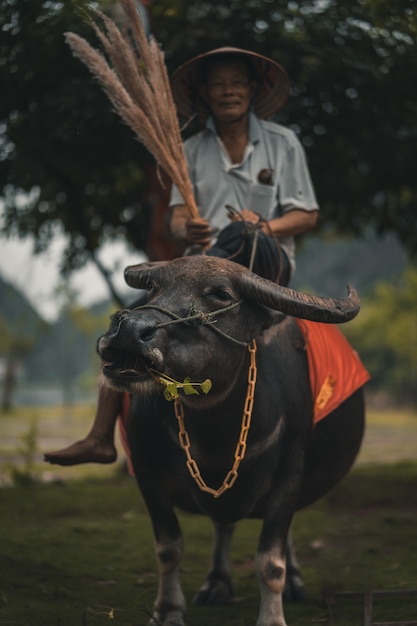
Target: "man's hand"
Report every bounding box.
[185,217,212,247]
[170,205,212,247]
[237,209,261,224]
[228,208,263,226]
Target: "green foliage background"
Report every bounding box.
[344,267,417,405]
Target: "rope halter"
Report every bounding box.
[131,299,251,347]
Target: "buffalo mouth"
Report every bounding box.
[101,350,153,385]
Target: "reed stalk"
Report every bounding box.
[65,0,199,219]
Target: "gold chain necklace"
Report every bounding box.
[173,339,257,498]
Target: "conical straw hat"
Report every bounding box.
[171,46,290,120]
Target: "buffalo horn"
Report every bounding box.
[240,273,360,323]
[124,262,169,289]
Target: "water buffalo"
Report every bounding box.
[98,255,366,626]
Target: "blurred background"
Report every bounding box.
[1,0,416,483]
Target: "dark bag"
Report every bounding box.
[206,221,290,286]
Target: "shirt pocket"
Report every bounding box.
[246,182,277,219]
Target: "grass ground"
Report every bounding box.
[0,403,416,625]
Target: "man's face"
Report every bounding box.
[203,60,255,124]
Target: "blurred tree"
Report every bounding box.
[0,0,160,306]
[0,291,47,409]
[1,0,416,304]
[344,266,417,406]
[0,315,35,409]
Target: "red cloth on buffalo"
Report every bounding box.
[295,319,370,424]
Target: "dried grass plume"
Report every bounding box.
[65,0,199,219]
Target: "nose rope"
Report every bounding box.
[129,301,250,347]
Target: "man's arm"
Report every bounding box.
[262,208,318,237]
[231,208,318,237]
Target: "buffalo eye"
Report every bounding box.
[205,286,234,303]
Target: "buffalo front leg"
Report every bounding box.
[193,522,235,605]
[148,516,186,626]
[255,489,300,625]
[255,538,288,626]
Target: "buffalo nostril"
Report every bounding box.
[139,326,157,342]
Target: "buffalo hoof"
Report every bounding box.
[283,575,307,603]
[148,612,185,626]
[193,574,234,606]
[148,618,185,626]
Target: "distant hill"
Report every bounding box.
[0,275,47,332]
[291,231,407,296]
[0,275,95,391]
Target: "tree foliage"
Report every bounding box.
[344,266,417,406]
[1,0,416,299]
[0,0,152,285]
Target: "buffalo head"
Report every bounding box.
[98,256,360,398]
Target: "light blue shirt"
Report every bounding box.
[170,112,318,272]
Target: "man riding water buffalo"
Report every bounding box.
[44,46,318,467]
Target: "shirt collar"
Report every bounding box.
[206,111,262,146]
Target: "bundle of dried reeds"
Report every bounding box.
[65,0,199,219]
